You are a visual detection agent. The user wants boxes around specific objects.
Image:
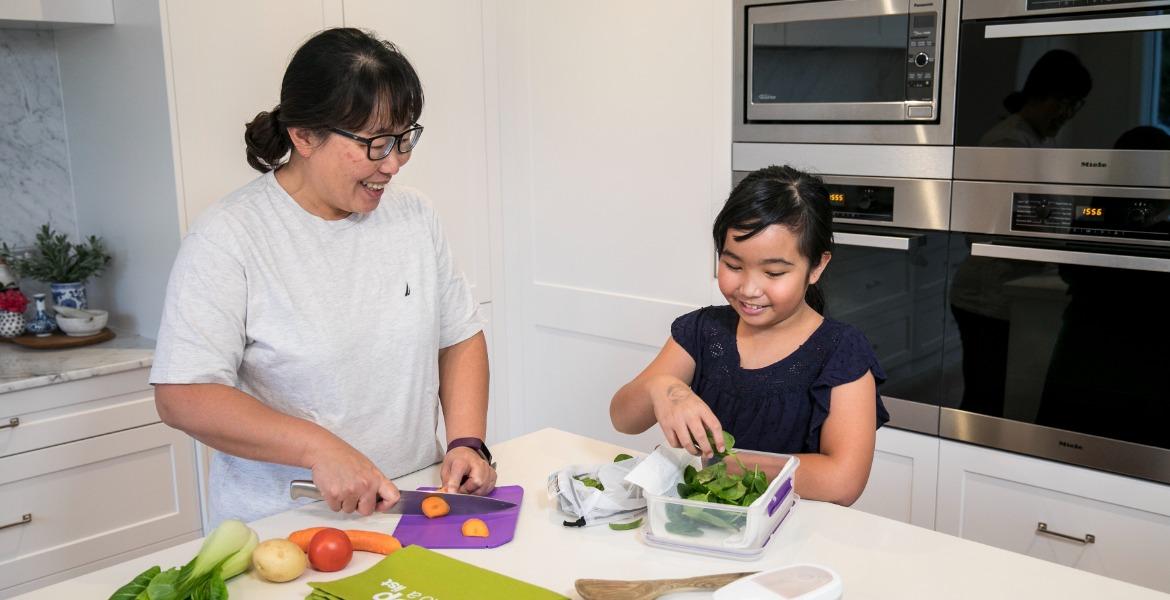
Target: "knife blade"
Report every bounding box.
[289,480,518,515]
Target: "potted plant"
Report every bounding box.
[0,224,112,310]
[0,288,29,338]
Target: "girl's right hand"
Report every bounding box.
[309,441,401,516]
[651,379,725,458]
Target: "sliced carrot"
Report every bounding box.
[461,518,490,538]
[421,496,450,519]
[288,527,327,552]
[344,530,402,555]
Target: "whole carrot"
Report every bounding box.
[288,527,401,555]
[287,527,326,552]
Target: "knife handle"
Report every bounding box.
[290,480,325,501]
[291,479,388,502]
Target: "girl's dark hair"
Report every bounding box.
[713,165,834,314]
[1003,49,1092,114]
[244,27,424,173]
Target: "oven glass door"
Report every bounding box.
[943,236,1170,450]
[819,227,953,433]
[955,9,1170,150]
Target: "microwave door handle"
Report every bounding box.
[984,14,1170,39]
[970,243,1170,273]
[834,232,921,251]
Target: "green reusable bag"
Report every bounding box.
[307,545,567,600]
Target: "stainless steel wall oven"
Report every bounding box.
[955,0,1170,186]
[733,0,961,145]
[945,181,1170,484]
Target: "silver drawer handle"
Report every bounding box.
[0,417,18,430]
[0,514,32,531]
[1037,522,1095,545]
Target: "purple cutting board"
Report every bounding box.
[391,485,523,549]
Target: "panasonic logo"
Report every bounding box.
[1081,161,1107,168]
[1059,440,1084,451]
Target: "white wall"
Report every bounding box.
[55,0,181,337]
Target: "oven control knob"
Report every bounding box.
[1035,204,1052,221]
[914,53,930,67]
[1128,207,1149,224]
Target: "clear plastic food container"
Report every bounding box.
[642,451,799,560]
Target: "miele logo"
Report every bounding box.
[1059,440,1084,451]
[912,2,936,7]
[1081,161,1108,168]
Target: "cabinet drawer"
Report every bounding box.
[0,369,158,458]
[0,422,201,592]
[937,441,1170,593]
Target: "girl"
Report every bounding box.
[610,165,888,505]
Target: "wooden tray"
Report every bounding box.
[1,328,115,349]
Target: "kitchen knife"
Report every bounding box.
[289,480,518,515]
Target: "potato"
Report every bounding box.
[251,538,308,582]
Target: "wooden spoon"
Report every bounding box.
[575,571,757,600]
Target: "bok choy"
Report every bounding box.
[107,519,257,600]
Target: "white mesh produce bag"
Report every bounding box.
[547,455,647,527]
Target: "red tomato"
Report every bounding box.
[307,528,353,572]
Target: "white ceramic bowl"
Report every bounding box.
[54,309,108,337]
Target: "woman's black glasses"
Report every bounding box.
[328,125,424,160]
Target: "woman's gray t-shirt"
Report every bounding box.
[150,172,482,525]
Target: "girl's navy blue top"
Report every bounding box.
[672,305,889,454]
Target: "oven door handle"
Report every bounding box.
[970,243,1170,273]
[835,232,922,251]
[985,14,1170,40]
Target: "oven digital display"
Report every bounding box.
[825,185,894,222]
[1075,205,1104,222]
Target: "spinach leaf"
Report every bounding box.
[607,518,643,531]
[613,453,634,462]
[573,474,604,491]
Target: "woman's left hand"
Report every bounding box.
[440,446,497,495]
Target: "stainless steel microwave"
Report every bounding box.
[733,0,960,145]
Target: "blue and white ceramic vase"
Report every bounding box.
[25,293,56,337]
[50,281,87,310]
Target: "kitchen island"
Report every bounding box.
[15,428,1168,599]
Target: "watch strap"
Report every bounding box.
[447,436,493,464]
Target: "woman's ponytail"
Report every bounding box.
[244,108,290,173]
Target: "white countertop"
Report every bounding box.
[0,330,153,394]
[17,428,1169,599]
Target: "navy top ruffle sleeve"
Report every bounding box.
[671,305,889,454]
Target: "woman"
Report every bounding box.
[151,28,494,525]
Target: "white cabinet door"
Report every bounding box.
[0,423,201,594]
[851,427,939,529]
[161,0,343,232]
[341,1,494,302]
[496,1,732,448]
[937,440,1170,593]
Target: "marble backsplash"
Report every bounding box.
[0,28,78,251]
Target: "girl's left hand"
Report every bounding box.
[440,446,497,495]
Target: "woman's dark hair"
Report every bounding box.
[244,27,424,173]
[1004,49,1092,113]
[713,165,834,314]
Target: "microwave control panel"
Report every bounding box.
[906,13,938,102]
[826,184,894,222]
[1027,0,1152,10]
[1012,193,1170,241]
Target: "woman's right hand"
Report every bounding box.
[651,377,725,458]
[308,440,401,516]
